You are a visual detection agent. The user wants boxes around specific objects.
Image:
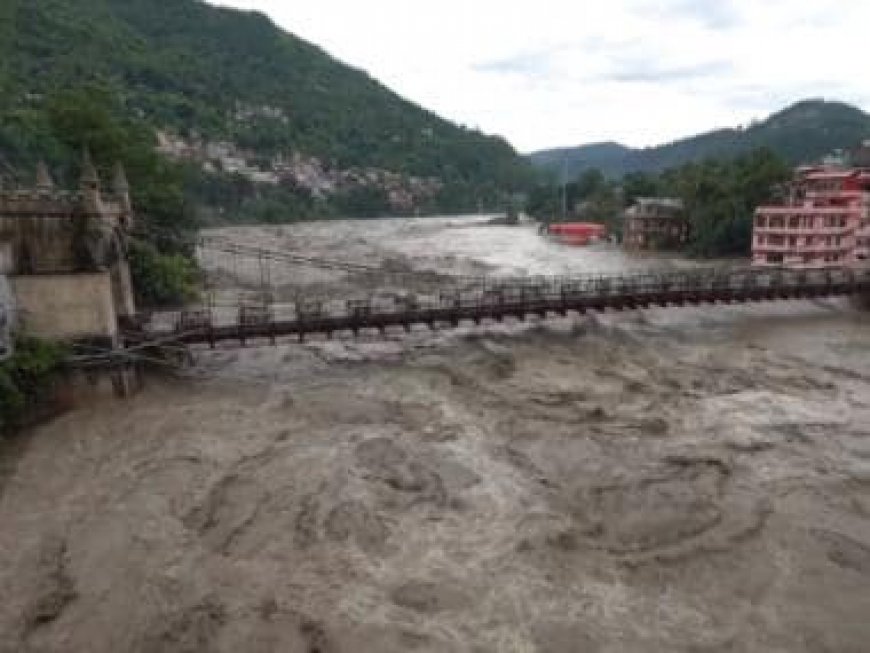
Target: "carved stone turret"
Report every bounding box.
[80,148,99,190]
[80,148,101,214]
[35,161,54,191]
[112,161,132,215]
[112,161,129,193]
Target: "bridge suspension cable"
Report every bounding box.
[133,224,487,284]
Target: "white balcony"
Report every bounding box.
[754,225,851,236]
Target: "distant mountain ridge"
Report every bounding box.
[529,100,870,181]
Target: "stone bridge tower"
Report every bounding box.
[0,151,137,345]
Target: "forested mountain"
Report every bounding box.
[530,100,870,181]
[0,0,534,216]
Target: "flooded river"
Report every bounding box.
[1,216,869,652]
[202,216,702,297]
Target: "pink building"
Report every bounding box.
[753,166,870,268]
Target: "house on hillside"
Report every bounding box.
[622,197,689,250]
[753,165,870,268]
[0,153,136,345]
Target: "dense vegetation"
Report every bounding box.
[530,100,870,181]
[0,0,535,215]
[128,240,199,306]
[658,148,791,256]
[0,337,67,436]
[528,148,791,257]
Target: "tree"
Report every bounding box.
[526,184,561,220]
[657,148,790,257]
[574,168,606,201]
[128,241,198,307]
[43,86,198,246]
[0,337,67,436]
[621,171,661,205]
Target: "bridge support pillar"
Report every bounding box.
[111,365,141,398]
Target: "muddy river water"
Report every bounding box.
[1,216,870,652]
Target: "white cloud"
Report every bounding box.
[208,0,870,152]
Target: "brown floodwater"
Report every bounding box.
[1,216,869,652]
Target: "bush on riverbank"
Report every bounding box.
[0,338,67,436]
[129,240,200,308]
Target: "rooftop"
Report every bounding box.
[632,197,684,209]
[795,165,870,181]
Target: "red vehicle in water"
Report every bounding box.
[545,222,608,246]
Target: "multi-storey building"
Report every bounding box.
[622,198,688,250]
[753,166,870,268]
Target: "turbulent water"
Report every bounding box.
[1,216,869,652]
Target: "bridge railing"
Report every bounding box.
[153,265,870,341]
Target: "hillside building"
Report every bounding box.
[622,197,689,250]
[0,153,136,344]
[753,166,870,268]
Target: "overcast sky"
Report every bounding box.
[210,0,870,153]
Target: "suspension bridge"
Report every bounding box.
[137,245,870,347]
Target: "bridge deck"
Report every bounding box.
[142,266,870,346]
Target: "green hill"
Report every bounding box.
[528,142,633,181]
[0,0,534,216]
[530,100,870,181]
